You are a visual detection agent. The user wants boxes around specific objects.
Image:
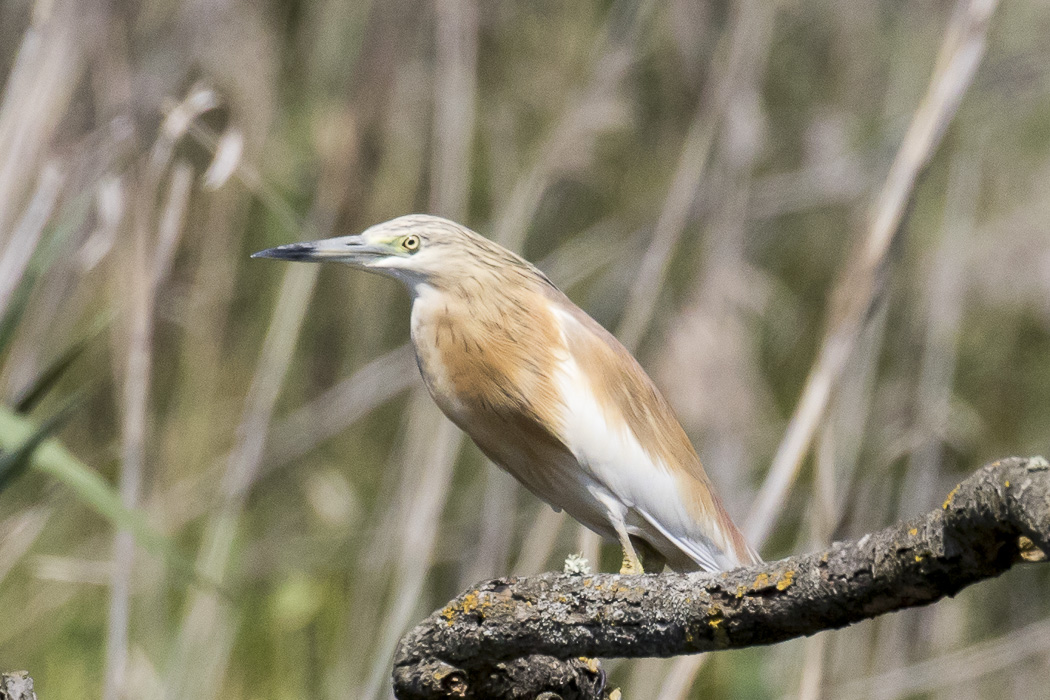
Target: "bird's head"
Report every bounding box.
[252,214,524,292]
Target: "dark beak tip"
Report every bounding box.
[250,243,315,261]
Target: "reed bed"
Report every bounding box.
[0,1,1049,698]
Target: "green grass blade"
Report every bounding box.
[13,312,112,413]
[0,395,79,492]
[0,404,224,595]
[0,269,37,359]
[0,194,90,361]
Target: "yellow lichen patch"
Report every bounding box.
[735,585,747,599]
[942,484,961,510]
[706,606,729,646]
[440,591,494,625]
[579,657,600,673]
[915,555,924,563]
[776,570,795,591]
[1019,536,1047,562]
[752,572,770,589]
[909,528,918,536]
[1005,480,1011,488]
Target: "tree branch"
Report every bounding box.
[392,456,1050,699]
[1,672,38,700]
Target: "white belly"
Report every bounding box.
[550,349,731,570]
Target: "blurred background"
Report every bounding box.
[0,0,1048,698]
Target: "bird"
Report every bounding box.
[253,214,761,573]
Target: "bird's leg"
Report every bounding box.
[610,521,644,575]
[619,548,643,575]
[619,545,644,575]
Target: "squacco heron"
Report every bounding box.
[253,215,760,573]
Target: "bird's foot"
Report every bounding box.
[619,551,644,575]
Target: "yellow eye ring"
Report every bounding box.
[403,234,421,252]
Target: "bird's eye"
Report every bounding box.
[403,234,421,252]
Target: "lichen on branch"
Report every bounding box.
[392,456,1050,699]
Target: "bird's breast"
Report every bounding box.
[408,283,566,434]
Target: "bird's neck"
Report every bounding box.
[408,278,565,417]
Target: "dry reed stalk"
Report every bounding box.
[821,615,1050,700]
[490,1,652,253]
[358,412,463,700]
[745,0,1001,548]
[796,632,829,700]
[165,263,319,700]
[430,0,478,222]
[900,147,981,516]
[791,432,838,700]
[508,504,565,577]
[0,506,51,585]
[617,0,773,355]
[863,140,985,700]
[0,163,64,319]
[0,0,80,242]
[430,0,515,590]
[352,0,482,680]
[746,155,869,221]
[32,553,112,585]
[263,345,419,471]
[333,390,438,693]
[644,1,777,696]
[104,144,193,699]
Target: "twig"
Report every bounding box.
[393,456,1050,699]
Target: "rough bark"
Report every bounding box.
[392,456,1050,699]
[0,672,37,700]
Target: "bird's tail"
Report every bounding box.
[715,503,763,570]
[669,538,761,573]
[638,504,761,573]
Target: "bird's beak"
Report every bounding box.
[251,235,391,265]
